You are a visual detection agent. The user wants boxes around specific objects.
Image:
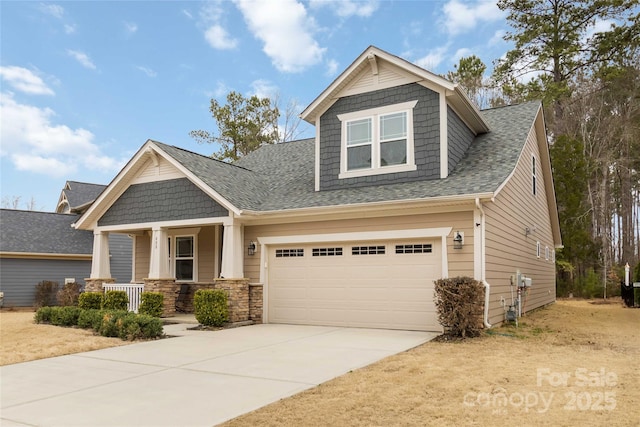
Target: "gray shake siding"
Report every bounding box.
[447,107,475,174]
[99,178,229,226]
[319,83,441,190]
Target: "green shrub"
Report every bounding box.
[98,310,128,337]
[51,306,82,326]
[77,309,103,329]
[78,292,104,310]
[102,290,129,311]
[57,282,82,306]
[34,281,59,308]
[138,292,164,317]
[35,306,164,341]
[194,289,229,327]
[34,306,81,326]
[34,306,54,323]
[434,276,484,338]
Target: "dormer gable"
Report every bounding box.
[301,46,490,192]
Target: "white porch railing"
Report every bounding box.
[103,283,145,313]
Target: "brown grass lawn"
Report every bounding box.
[0,310,129,366]
[223,300,640,427]
[1,301,638,426]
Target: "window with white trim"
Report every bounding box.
[536,241,541,258]
[545,246,550,261]
[338,101,418,179]
[168,235,196,281]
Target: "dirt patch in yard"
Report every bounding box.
[222,299,639,427]
[0,310,129,366]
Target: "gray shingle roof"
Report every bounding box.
[0,209,93,254]
[64,181,106,209]
[153,101,540,212]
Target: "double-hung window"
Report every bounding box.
[338,100,418,179]
[168,235,197,281]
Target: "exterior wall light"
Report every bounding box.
[453,231,464,250]
[248,241,256,256]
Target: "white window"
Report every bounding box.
[168,235,197,281]
[545,246,549,260]
[338,100,418,179]
[536,241,541,258]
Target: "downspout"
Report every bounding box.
[476,198,492,328]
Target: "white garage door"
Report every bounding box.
[267,239,442,331]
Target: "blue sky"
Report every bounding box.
[1,0,513,212]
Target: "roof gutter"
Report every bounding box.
[238,192,495,219]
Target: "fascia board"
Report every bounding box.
[239,193,493,221]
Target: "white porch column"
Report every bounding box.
[148,227,170,279]
[220,221,244,278]
[90,230,111,279]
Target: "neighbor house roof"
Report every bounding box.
[0,209,93,255]
[151,100,541,212]
[64,181,106,208]
[56,181,107,214]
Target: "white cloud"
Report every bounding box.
[441,0,504,35]
[586,19,614,41]
[38,3,64,19]
[199,2,239,50]
[452,47,473,64]
[309,0,379,18]
[67,50,97,70]
[415,46,449,70]
[135,66,157,77]
[204,25,238,49]
[0,93,123,177]
[325,59,339,76]
[0,66,55,96]
[234,0,325,73]
[182,9,194,20]
[489,29,505,46]
[250,79,278,99]
[64,24,76,34]
[124,21,138,35]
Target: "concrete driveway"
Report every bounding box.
[1,323,437,427]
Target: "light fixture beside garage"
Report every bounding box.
[248,241,257,256]
[453,231,464,249]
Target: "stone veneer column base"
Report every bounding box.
[249,283,263,324]
[83,278,115,293]
[213,278,250,323]
[143,278,178,317]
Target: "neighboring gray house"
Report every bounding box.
[0,181,132,307]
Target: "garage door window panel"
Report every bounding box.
[352,245,386,255]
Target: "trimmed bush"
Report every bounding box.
[34,306,82,327]
[194,289,228,327]
[57,282,82,306]
[78,292,104,310]
[102,290,129,311]
[34,307,163,341]
[138,292,164,317]
[34,281,59,308]
[34,306,54,324]
[434,276,484,338]
[77,309,104,329]
[51,306,82,326]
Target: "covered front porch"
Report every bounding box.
[84,218,262,322]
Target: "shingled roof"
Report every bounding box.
[64,181,106,208]
[0,210,93,254]
[151,101,541,213]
